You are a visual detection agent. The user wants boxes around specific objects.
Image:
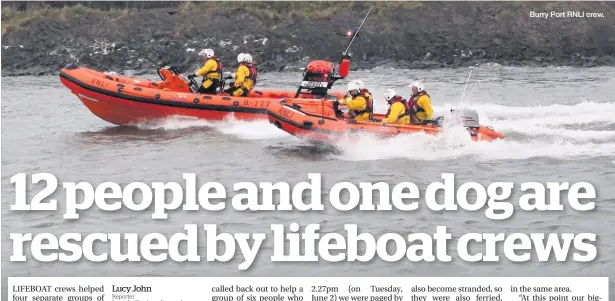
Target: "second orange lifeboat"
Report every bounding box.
[267,98,505,143]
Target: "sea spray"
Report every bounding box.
[127,100,615,161]
[133,115,290,140]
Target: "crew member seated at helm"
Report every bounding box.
[226,53,258,97]
[339,80,373,121]
[381,89,410,125]
[408,81,433,124]
[187,48,222,95]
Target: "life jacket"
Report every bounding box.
[408,91,429,113]
[350,88,374,117]
[240,62,258,85]
[204,57,223,78]
[385,96,410,119]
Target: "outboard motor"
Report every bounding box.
[457,109,480,129]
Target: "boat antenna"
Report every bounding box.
[329,3,374,84]
[342,4,374,58]
[462,80,481,111]
[451,68,473,115]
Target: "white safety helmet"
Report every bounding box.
[237,53,246,63]
[244,53,253,64]
[409,81,424,93]
[199,48,214,58]
[354,79,365,90]
[384,89,396,102]
[347,80,362,94]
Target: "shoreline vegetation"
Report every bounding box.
[2,1,615,76]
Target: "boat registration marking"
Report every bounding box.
[300,81,328,88]
[244,99,270,108]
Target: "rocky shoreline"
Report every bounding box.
[2,1,615,76]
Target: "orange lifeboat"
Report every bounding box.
[266,98,504,143]
[58,65,346,126]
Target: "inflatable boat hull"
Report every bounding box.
[267,98,504,143]
[59,66,345,126]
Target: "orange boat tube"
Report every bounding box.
[267,98,504,143]
[58,65,346,126]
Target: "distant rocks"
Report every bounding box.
[2,2,615,76]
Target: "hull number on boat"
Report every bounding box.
[90,79,109,89]
[278,107,295,119]
[244,100,269,108]
[300,81,328,88]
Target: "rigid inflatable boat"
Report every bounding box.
[267,97,505,143]
[58,64,347,126]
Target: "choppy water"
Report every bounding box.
[2,65,615,297]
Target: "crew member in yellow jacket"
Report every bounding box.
[339,80,373,121]
[407,81,433,124]
[227,53,258,97]
[381,89,410,125]
[188,48,222,95]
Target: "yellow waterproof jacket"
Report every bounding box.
[234,65,255,90]
[382,101,410,124]
[341,95,370,121]
[414,94,433,122]
[195,58,221,80]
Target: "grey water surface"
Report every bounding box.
[2,66,615,297]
